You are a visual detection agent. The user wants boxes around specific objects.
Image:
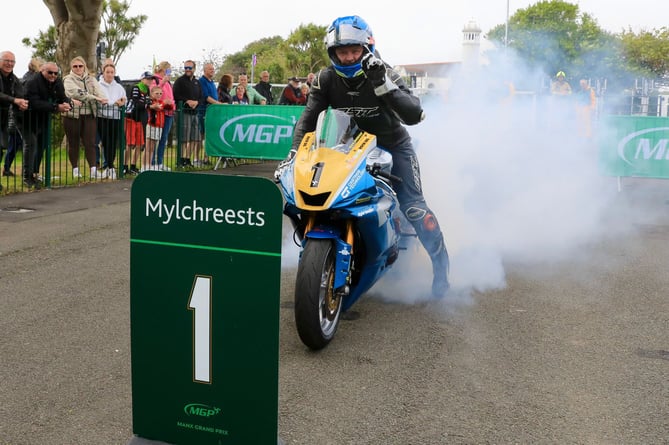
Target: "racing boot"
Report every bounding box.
[430,244,450,299]
[404,204,450,299]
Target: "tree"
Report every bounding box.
[219,36,290,83]
[620,27,669,78]
[43,0,104,72]
[26,0,145,72]
[217,24,329,84]
[21,26,58,62]
[487,1,605,75]
[284,24,329,75]
[99,0,147,66]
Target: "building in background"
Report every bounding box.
[395,20,482,98]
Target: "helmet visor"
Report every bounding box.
[326,24,370,48]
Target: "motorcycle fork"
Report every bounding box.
[302,215,354,252]
[344,220,354,255]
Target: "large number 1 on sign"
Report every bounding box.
[187,275,212,384]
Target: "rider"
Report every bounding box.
[275,15,450,298]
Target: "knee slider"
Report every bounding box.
[404,205,438,232]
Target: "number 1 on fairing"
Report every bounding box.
[188,275,212,384]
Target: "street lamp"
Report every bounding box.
[505,0,509,48]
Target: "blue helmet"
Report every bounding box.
[326,15,375,78]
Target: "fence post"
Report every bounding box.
[176,102,183,166]
[44,113,52,188]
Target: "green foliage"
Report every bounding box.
[485,0,669,91]
[24,0,146,67]
[217,24,329,84]
[620,27,669,78]
[284,23,329,75]
[100,0,148,65]
[487,0,600,76]
[21,27,58,62]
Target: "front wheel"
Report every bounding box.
[294,239,342,350]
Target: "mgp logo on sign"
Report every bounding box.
[599,116,669,178]
[204,105,305,160]
[218,113,296,148]
[617,127,669,165]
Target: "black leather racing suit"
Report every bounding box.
[291,65,450,293]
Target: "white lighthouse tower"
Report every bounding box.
[462,19,482,69]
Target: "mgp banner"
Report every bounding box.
[204,104,305,160]
[599,115,669,178]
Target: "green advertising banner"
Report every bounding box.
[130,172,283,445]
[204,104,305,160]
[599,115,669,178]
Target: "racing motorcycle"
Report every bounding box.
[277,108,412,350]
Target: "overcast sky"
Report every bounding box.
[6,0,667,80]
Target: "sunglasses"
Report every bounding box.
[184,66,194,70]
[72,64,84,68]
[46,70,59,75]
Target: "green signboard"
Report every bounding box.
[599,115,669,178]
[130,171,283,444]
[204,104,304,160]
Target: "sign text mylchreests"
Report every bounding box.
[145,197,266,226]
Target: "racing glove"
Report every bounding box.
[274,149,296,182]
[361,52,398,96]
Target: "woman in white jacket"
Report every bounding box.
[62,56,108,179]
[97,62,126,179]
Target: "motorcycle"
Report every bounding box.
[277,108,413,350]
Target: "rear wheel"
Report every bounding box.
[294,239,342,350]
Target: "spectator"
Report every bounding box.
[551,71,571,96]
[231,84,249,104]
[279,77,306,105]
[0,51,29,183]
[124,71,155,175]
[230,74,266,105]
[172,59,202,168]
[305,72,315,87]
[152,61,175,171]
[197,62,220,166]
[275,15,450,298]
[301,83,310,102]
[97,62,126,180]
[98,58,121,84]
[217,73,233,104]
[23,62,72,189]
[4,57,44,178]
[62,56,108,179]
[255,70,274,104]
[576,78,596,139]
[142,85,174,172]
[22,57,44,84]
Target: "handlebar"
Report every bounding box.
[367,163,402,183]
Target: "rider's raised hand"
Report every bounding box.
[361,52,385,86]
[361,50,397,96]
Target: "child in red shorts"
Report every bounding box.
[142,85,174,171]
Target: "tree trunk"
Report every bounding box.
[43,0,103,74]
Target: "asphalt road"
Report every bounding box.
[1,163,668,444]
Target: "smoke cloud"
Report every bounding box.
[375,48,643,305]
[281,47,662,308]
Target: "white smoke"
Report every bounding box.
[387,49,630,303]
[281,48,660,307]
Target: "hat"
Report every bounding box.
[556,71,566,78]
[288,76,300,82]
[140,71,155,80]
